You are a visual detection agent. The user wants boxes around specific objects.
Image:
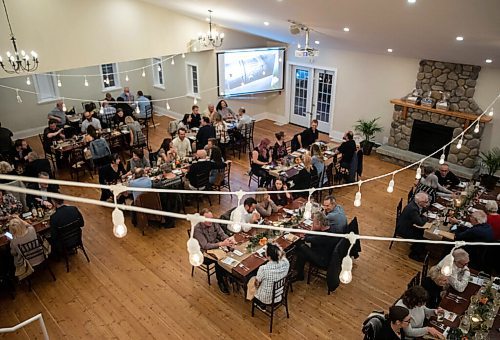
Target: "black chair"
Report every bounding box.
[38,134,57,171]
[69,147,93,181]
[211,161,232,204]
[324,162,335,195]
[248,152,262,187]
[356,149,364,181]
[188,171,212,212]
[18,237,56,290]
[243,121,255,153]
[407,187,414,204]
[389,198,404,249]
[362,311,386,340]
[251,276,290,333]
[421,252,430,281]
[57,220,90,272]
[186,230,216,285]
[407,271,421,289]
[0,248,15,299]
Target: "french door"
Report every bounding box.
[289,65,336,133]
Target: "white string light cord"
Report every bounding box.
[0,182,497,282]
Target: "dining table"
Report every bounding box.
[0,212,52,248]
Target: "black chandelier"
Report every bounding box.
[0,0,39,74]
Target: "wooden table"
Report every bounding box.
[0,215,52,248]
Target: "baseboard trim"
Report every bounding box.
[13,126,46,140]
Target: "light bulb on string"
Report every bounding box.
[26,76,31,85]
[171,59,175,65]
[387,174,395,193]
[166,101,171,111]
[104,76,110,85]
[62,99,67,112]
[439,153,446,165]
[16,89,22,103]
[125,73,129,82]
[112,208,127,238]
[457,135,463,149]
[99,106,104,115]
[353,182,362,207]
[157,64,162,72]
[488,108,494,117]
[339,233,357,284]
[182,53,185,58]
[193,97,198,105]
[440,242,465,276]
[84,76,89,87]
[303,191,314,220]
[141,69,145,77]
[415,165,422,180]
[189,251,204,266]
[57,76,62,87]
[135,103,140,114]
[473,123,480,134]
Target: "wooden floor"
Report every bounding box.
[0,116,423,339]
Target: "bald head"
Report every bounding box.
[196,149,207,159]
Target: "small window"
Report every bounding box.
[152,58,164,89]
[33,73,59,103]
[187,63,199,96]
[100,63,121,91]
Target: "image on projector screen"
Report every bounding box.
[223,50,281,95]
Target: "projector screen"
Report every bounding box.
[216,47,285,97]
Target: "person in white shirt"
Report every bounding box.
[81,111,102,133]
[237,107,252,129]
[229,197,260,232]
[433,249,470,292]
[172,127,192,159]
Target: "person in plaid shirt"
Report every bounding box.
[254,243,290,304]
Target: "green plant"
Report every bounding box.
[353,117,383,143]
[479,147,500,176]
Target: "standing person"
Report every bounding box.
[190,105,202,128]
[172,128,192,160]
[135,91,151,119]
[253,243,289,304]
[0,122,13,158]
[209,145,225,185]
[49,198,85,254]
[213,113,229,156]
[47,100,68,128]
[486,201,500,240]
[297,119,319,149]
[251,138,273,187]
[193,208,236,294]
[216,99,235,120]
[196,117,216,150]
[272,131,288,161]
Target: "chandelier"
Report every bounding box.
[0,0,39,74]
[198,10,224,48]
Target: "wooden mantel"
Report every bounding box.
[390,99,492,128]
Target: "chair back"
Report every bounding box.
[407,187,414,204]
[311,172,320,189]
[325,162,334,187]
[347,217,361,257]
[224,160,232,184]
[407,271,421,289]
[271,276,288,304]
[248,151,253,168]
[193,170,210,189]
[356,149,364,177]
[145,105,153,119]
[18,237,45,262]
[362,312,386,340]
[70,147,86,167]
[421,252,430,280]
[135,192,163,230]
[396,198,403,220]
[58,219,84,250]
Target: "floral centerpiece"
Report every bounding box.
[246,231,269,252]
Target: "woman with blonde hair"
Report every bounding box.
[293,153,318,197]
[421,266,449,308]
[125,116,143,146]
[9,217,45,268]
[0,161,16,184]
[255,187,280,217]
[251,138,272,187]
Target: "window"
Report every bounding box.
[100,63,121,91]
[33,73,59,103]
[152,58,164,89]
[187,63,199,96]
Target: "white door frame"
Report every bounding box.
[285,61,338,138]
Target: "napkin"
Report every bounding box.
[221,257,239,267]
[432,203,445,210]
[207,249,226,260]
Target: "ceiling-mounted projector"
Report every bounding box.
[292,24,319,58]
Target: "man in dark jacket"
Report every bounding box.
[455,210,493,270]
[396,192,429,261]
[186,150,216,189]
[49,198,84,254]
[435,163,460,187]
[23,152,52,178]
[196,117,216,150]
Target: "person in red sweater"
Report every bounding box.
[486,200,500,240]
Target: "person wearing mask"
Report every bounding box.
[216,100,235,120]
[190,105,202,128]
[373,305,410,340]
[270,178,293,206]
[196,117,216,151]
[49,198,85,254]
[397,192,430,261]
[253,243,289,304]
[99,154,126,201]
[395,286,445,339]
[81,109,102,133]
[255,188,280,217]
[321,195,348,234]
[26,171,59,209]
[435,163,460,187]
[127,148,151,173]
[272,131,288,161]
[172,128,192,160]
[135,91,151,119]
[47,100,68,128]
[251,138,273,187]
[0,121,13,157]
[432,249,470,292]
[230,197,261,232]
[193,208,236,294]
[297,120,319,149]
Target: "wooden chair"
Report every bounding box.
[211,161,232,204]
[324,162,335,195]
[407,271,421,289]
[57,220,90,272]
[389,198,404,249]
[407,187,414,204]
[421,252,430,281]
[18,236,56,290]
[248,152,262,187]
[243,121,255,153]
[310,172,321,201]
[251,276,290,333]
[188,171,212,212]
[38,133,57,171]
[186,230,216,285]
[69,147,93,181]
[135,192,164,235]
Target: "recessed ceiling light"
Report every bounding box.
[485,59,493,63]
[408,0,416,3]
[387,48,393,53]
[314,40,320,45]
[456,36,464,41]
[264,21,270,26]
[343,27,350,32]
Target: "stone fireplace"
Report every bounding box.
[384,59,490,169]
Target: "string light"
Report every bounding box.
[457,135,463,149]
[193,97,198,105]
[16,89,22,103]
[99,106,104,115]
[187,214,204,266]
[84,76,89,87]
[415,164,422,180]
[57,75,62,87]
[439,149,446,165]
[112,208,127,238]
[166,101,171,111]
[125,73,129,82]
[488,108,494,117]
[135,103,140,114]
[339,233,357,284]
[182,53,185,58]
[141,68,145,77]
[62,98,67,112]
[473,123,480,134]
[26,76,31,85]
[353,182,362,207]
[303,190,314,220]
[386,174,395,193]
[171,59,175,65]
[441,241,465,276]
[228,191,245,233]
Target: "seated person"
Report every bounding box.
[335,130,356,170]
[190,105,202,128]
[129,167,152,201]
[293,154,318,197]
[49,198,85,254]
[204,103,216,120]
[236,107,252,129]
[43,119,65,154]
[229,197,260,232]
[193,208,235,294]
[395,286,444,339]
[119,87,135,104]
[0,189,23,222]
[9,217,45,269]
[113,108,127,126]
[272,131,288,161]
[172,128,192,160]
[26,171,59,209]
[454,210,494,242]
[297,119,319,149]
[421,266,449,308]
[23,152,52,178]
[294,211,337,281]
[186,149,216,189]
[81,108,102,133]
[435,163,460,187]
[416,165,453,202]
[127,148,151,173]
[103,92,116,106]
[208,145,226,185]
[485,200,500,240]
[0,161,17,183]
[270,178,293,206]
[100,100,116,126]
[178,113,192,131]
[135,91,151,119]
[99,154,126,201]
[433,249,470,292]
[251,138,273,187]
[196,117,216,150]
[254,243,290,304]
[115,97,134,117]
[322,195,348,234]
[255,188,280,217]
[47,100,68,128]
[374,306,410,340]
[11,139,32,166]
[310,143,325,184]
[396,192,429,261]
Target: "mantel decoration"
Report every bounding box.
[0,0,39,74]
[198,9,224,48]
